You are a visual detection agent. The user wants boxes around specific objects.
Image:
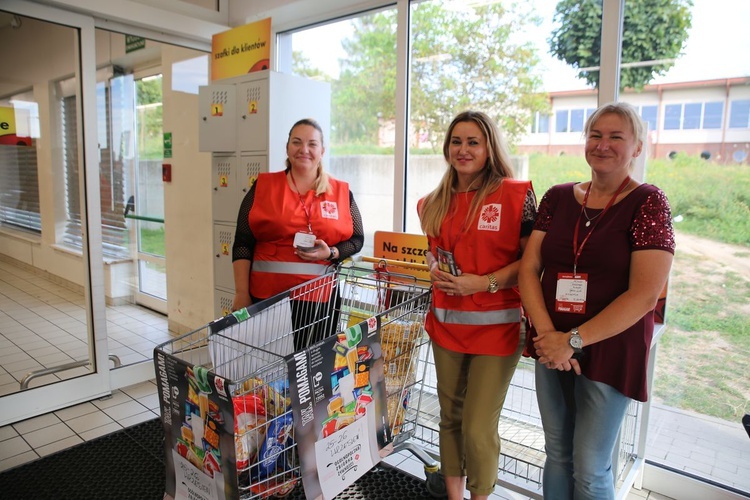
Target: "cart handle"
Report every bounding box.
[360,256,429,272]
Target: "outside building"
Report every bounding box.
[518,77,750,164]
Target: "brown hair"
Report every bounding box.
[285,118,331,195]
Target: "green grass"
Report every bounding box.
[140,227,165,256]
[528,153,750,246]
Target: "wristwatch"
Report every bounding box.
[328,246,338,261]
[568,327,584,353]
[486,273,499,293]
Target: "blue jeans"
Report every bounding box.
[535,362,631,500]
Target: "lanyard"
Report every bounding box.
[289,172,313,233]
[572,176,630,274]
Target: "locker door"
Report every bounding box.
[236,77,270,153]
[211,155,238,223]
[198,84,237,152]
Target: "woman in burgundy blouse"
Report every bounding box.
[519,102,675,500]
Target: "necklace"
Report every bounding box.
[582,206,602,227]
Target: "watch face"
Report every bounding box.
[570,334,583,349]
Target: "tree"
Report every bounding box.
[292,51,331,82]
[549,0,692,91]
[329,3,548,149]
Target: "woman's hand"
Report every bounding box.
[295,239,331,261]
[534,330,580,372]
[431,271,488,296]
[541,358,582,375]
[232,291,252,312]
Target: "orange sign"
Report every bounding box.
[211,18,271,81]
[370,231,430,281]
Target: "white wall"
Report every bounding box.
[161,44,215,333]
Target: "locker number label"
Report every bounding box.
[211,103,223,116]
[248,100,258,114]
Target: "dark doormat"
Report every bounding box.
[0,418,438,499]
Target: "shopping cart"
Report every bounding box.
[154,260,446,499]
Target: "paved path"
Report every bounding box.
[646,403,750,493]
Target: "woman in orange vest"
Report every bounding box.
[232,118,364,350]
[418,111,536,500]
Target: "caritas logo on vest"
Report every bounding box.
[478,204,501,231]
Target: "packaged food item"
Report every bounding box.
[387,388,411,436]
[203,449,221,478]
[250,475,299,498]
[194,365,213,393]
[233,394,267,471]
[263,379,291,417]
[380,319,423,346]
[253,412,294,481]
[354,391,373,417]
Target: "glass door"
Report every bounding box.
[0,1,112,425]
[131,74,167,312]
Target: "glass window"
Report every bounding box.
[570,108,584,132]
[556,109,569,132]
[683,102,701,129]
[640,105,658,132]
[729,99,750,128]
[405,1,554,234]
[622,0,750,495]
[61,76,131,259]
[538,113,550,133]
[287,8,397,256]
[702,101,723,129]
[533,112,550,134]
[664,103,682,130]
[0,91,40,232]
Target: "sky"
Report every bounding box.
[292,0,750,91]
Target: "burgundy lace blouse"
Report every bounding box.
[531,182,675,401]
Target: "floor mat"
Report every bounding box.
[0,418,439,499]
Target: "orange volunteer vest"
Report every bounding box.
[422,179,531,356]
[248,171,353,299]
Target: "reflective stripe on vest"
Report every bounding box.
[251,260,329,276]
[432,306,521,325]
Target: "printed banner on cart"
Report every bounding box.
[154,349,238,500]
[286,317,393,500]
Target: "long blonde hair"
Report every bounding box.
[285,118,332,195]
[419,111,515,238]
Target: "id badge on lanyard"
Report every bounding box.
[555,272,588,314]
[557,177,630,315]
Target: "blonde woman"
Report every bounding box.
[232,118,364,349]
[519,102,674,499]
[418,110,537,500]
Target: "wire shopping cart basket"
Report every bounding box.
[154,261,444,499]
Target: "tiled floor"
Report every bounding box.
[0,380,160,472]
[0,256,721,499]
[0,379,673,500]
[0,257,172,396]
